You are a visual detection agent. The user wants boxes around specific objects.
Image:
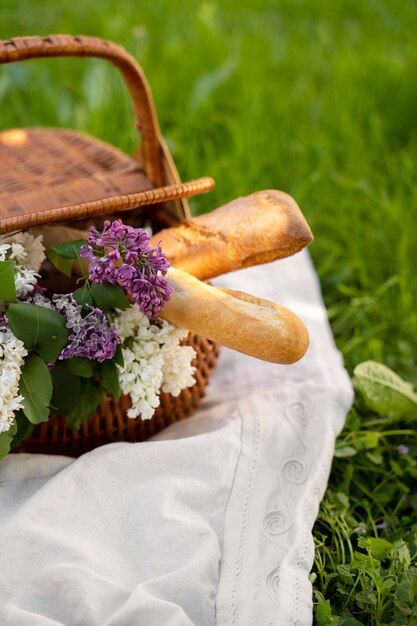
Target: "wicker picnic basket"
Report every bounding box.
[0,34,219,456]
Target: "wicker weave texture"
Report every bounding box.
[0,129,152,216]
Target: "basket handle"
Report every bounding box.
[0,34,164,186]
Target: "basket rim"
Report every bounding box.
[0,160,215,235]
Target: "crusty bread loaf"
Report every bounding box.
[162,267,309,364]
[150,190,313,281]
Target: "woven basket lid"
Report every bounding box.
[0,34,215,234]
[0,127,214,234]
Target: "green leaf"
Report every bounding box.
[10,410,33,450]
[50,364,82,413]
[19,354,53,424]
[6,303,70,362]
[335,492,350,508]
[366,450,383,465]
[366,537,393,560]
[66,379,103,430]
[113,344,124,367]
[395,541,411,569]
[336,564,354,582]
[66,357,95,378]
[90,282,129,310]
[8,417,18,438]
[390,458,404,477]
[334,445,357,458]
[73,283,93,307]
[315,600,341,625]
[99,360,121,400]
[47,240,86,260]
[342,618,366,626]
[46,248,74,278]
[0,260,17,302]
[355,590,377,607]
[353,361,417,419]
[0,431,13,460]
[363,431,380,449]
[397,568,417,606]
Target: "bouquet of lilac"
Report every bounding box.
[0,222,196,459]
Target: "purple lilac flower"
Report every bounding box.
[53,294,119,362]
[396,444,409,456]
[80,220,172,319]
[19,289,55,310]
[0,312,8,328]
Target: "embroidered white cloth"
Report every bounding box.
[0,251,353,626]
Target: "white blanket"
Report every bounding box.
[0,251,353,626]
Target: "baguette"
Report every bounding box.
[150,190,313,280]
[162,267,309,364]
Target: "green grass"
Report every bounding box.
[1,1,417,622]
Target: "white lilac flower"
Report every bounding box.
[8,242,27,263]
[118,344,164,420]
[113,304,196,420]
[13,267,39,298]
[0,243,10,260]
[0,231,45,299]
[0,231,45,272]
[161,343,196,397]
[0,326,27,434]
